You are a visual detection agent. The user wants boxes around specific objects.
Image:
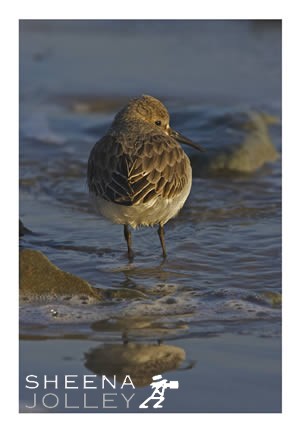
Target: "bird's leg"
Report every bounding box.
[158,224,167,258]
[124,225,134,260]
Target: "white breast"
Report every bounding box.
[90,165,192,228]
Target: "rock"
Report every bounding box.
[262,291,282,307]
[20,249,101,299]
[19,220,32,237]
[207,112,279,173]
[192,111,280,176]
[104,288,147,300]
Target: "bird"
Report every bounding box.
[87,95,205,259]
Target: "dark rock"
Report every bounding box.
[19,220,32,237]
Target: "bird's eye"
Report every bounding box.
[155,120,161,126]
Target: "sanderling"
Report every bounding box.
[87,95,205,259]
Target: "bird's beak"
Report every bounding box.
[169,128,206,152]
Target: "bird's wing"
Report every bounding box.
[87,134,190,206]
[87,135,133,205]
[130,133,191,204]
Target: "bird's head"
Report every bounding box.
[114,95,205,152]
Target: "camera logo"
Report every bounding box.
[139,374,179,409]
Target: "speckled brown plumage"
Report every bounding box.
[87,126,190,206]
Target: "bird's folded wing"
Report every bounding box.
[87,134,190,206]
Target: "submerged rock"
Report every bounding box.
[194,111,280,175]
[19,220,32,237]
[262,291,282,307]
[20,249,101,299]
[209,112,279,173]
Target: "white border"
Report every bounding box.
[2,1,299,438]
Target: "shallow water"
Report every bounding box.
[19,20,281,412]
[20,334,281,413]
